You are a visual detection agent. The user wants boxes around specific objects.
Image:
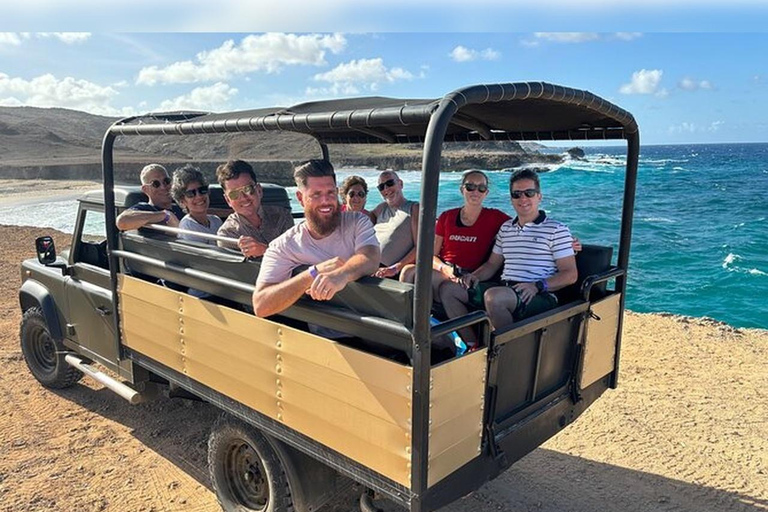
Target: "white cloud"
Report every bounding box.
[37,32,91,44]
[679,77,712,90]
[668,120,724,134]
[619,69,664,95]
[0,33,23,45]
[449,45,500,62]
[157,82,238,112]
[0,32,90,45]
[137,33,346,85]
[614,32,643,41]
[310,57,414,96]
[533,32,600,43]
[0,72,134,116]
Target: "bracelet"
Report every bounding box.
[308,265,319,278]
[163,210,170,223]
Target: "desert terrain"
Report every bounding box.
[0,182,766,512]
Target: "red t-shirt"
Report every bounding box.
[435,207,510,271]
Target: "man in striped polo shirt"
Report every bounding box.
[465,169,577,331]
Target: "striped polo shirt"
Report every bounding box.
[492,210,574,282]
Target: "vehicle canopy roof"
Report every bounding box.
[108,82,638,145]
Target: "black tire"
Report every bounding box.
[208,414,294,512]
[19,307,82,389]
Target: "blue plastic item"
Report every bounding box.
[430,316,467,356]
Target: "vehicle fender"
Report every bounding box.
[19,279,64,341]
[265,434,348,512]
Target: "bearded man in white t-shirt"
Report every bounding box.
[252,159,381,318]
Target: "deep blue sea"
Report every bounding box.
[2,143,766,329]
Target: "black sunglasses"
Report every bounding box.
[463,183,488,193]
[183,185,209,198]
[149,177,172,188]
[511,188,539,199]
[347,190,366,198]
[377,178,397,192]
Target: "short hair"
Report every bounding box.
[171,164,208,203]
[461,169,489,187]
[139,163,168,184]
[379,170,399,181]
[509,169,541,193]
[340,175,368,197]
[293,159,336,189]
[216,160,257,189]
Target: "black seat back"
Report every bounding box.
[557,244,613,303]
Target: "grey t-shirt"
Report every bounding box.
[217,205,294,249]
[257,211,379,286]
[373,199,416,266]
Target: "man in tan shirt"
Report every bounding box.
[215,160,293,258]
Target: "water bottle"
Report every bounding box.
[430,316,467,356]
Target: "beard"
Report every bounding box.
[305,204,341,237]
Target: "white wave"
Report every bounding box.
[642,158,689,165]
[748,268,767,276]
[722,253,741,268]
[642,217,675,224]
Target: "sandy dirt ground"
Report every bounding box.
[0,219,766,511]
[0,179,102,207]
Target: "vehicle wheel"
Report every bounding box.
[208,414,293,512]
[20,307,82,389]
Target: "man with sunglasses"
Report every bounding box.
[116,164,185,231]
[215,160,293,259]
[370,171,419,279]
[460,169,578,333]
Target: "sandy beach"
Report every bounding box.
[0,178,102,207]
[0,183,766,512]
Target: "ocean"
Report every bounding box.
[1,143,766,329]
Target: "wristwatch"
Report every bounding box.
[535,280,548,293]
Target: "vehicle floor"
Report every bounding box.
[1,225,766,512]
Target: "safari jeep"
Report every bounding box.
[19,81,639,512]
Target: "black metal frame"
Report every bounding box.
[100,81,639,512]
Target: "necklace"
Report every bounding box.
[460,207,480,226]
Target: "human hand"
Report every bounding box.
[461,273,479,290]
[238,236,268,258]
[316,257,346,274]
[374,264,399,278]
[164,210,180,228]
[572,237,582,253]
[513,282,538,304]
[308,272,347,301]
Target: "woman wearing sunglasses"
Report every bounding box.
[339,175,374,221]
[401,171,509,337]
[171,165,222,245]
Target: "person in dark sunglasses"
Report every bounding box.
[116,163,185,231]
[370,171,420,279]
[216,159,293,259]
[447,169,578,339]
[170,165,222,246]
[399,170,510,347]
[339,175,374,221]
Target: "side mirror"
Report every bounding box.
[35,236,57,265]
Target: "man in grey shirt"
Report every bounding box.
[370,170,420,279]
[253,159,380,318]
[216,159,293,259]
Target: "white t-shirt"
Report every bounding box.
[257,211,379,286]
[179,214,224,245]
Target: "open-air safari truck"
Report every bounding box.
[19,82,638,511]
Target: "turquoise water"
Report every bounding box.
[2,143,766,329]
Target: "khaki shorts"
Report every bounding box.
[468,281,558,321]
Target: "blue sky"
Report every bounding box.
[2,15,768,145]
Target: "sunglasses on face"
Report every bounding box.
[347,190,366,198]
[148,177,172,188]
[511,188,539,199]
[226,183,257,200]
[183,185,209,198]
[377,178,397,192]
[463,183,488,193]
